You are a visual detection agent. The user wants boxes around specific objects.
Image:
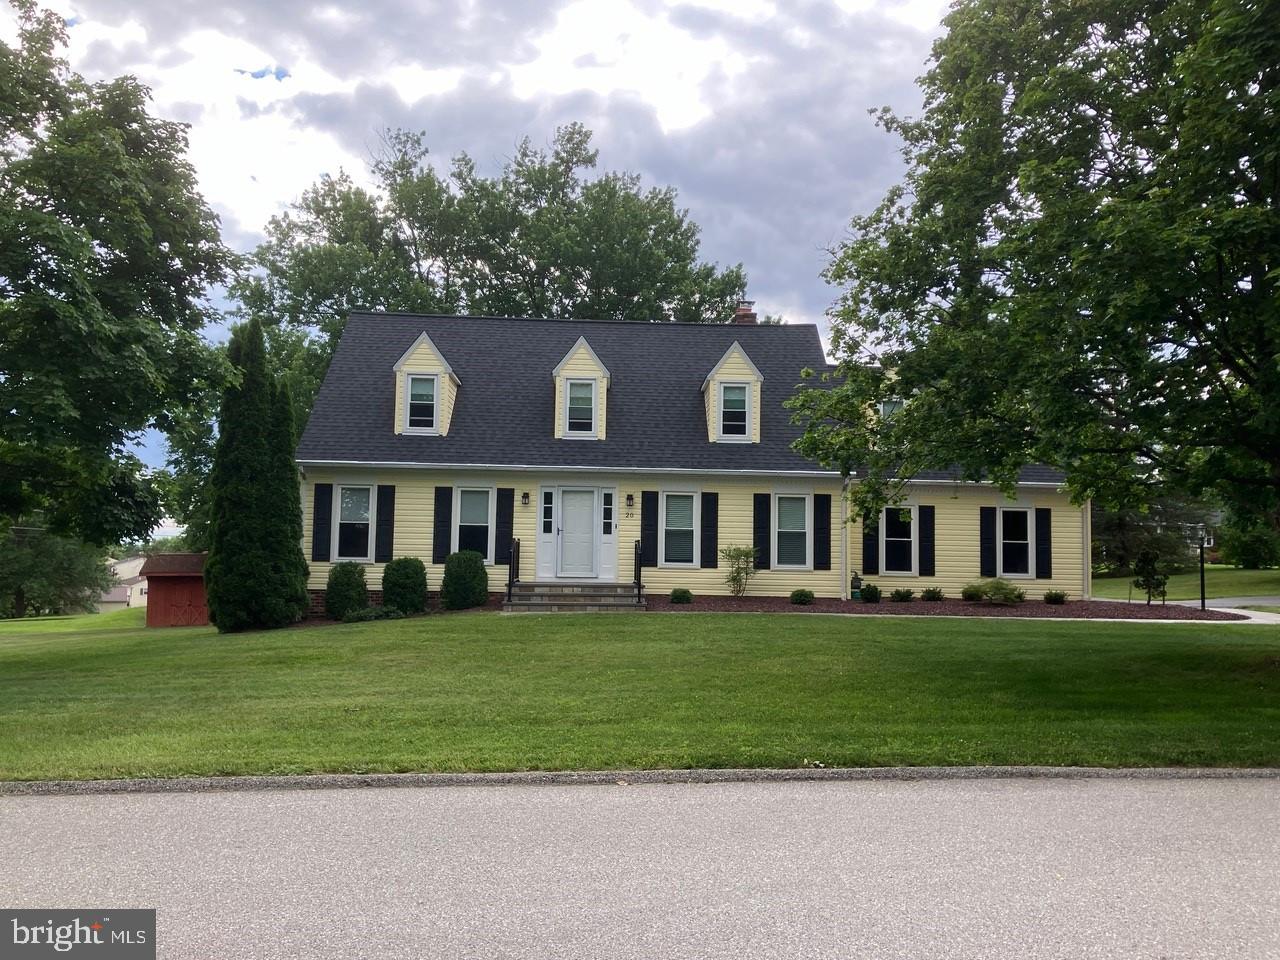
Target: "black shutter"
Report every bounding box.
[1035,507,1053,579]
[374,485,395,562]
[918,505,935,577]
[861,512,879,575]
[495,488,515,564]
[814,494,832,571]
[432,486,453,563]
[640,491,659,567]
[752,493,771,569]
[700,492,719,569]
[980,506,997,577]
[311,483,333,562]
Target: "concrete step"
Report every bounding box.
[503,600,647,614]
[510,581,639,596]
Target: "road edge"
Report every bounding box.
[3,765,1279,797]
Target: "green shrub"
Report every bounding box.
[1043,590,1068,605]
[720,545,758,597]
[921,587,944,602]
[670,588,694,604]
[325,562,368,620]
[984,578,1026,605]
[860,582,881,603]
[790,588,815,605]
[889,588,914,603]
[960,582,986,602]
[1219,516,1280,569]
[340,605,406,623]
[381,557,427,613]
[440,551,489,610]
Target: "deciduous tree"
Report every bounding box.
[792,0,1280,529]
[0,1,233,543]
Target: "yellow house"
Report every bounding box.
[295,307,1090,610]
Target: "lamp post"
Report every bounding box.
[1199,528,1207,612]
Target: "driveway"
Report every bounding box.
[3,778,1278,959]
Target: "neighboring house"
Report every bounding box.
[96,556,148,613]
[295,306,1090,609]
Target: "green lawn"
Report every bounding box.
[0,608,1278,780]
[1092,564,1280,600]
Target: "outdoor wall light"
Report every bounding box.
[625,493,635,509]
[521,491,530,506]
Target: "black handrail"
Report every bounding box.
[507,538,520,602]
[633,539,643,603]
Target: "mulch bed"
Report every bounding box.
[646,594,1248,621]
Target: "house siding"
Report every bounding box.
[301,469,1087,600]
[849,484,1086,599]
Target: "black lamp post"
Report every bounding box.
[1199,529,1207,612]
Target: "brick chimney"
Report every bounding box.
[732,299,757,325]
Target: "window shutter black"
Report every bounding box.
[311,483,333,562]
[374,485,395,563]
[1035,507,1053,579]
[752,493,771,569]
[432,486,453,564]
[861,512,878,575]
[700,492,719,569]
[918,505,935,577]
[814,494,832,571]
[980,506,997,577]
[640,491,659,567]
[495,488,515,564]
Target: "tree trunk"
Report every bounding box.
[13,586,26,619]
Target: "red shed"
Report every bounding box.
[139,553,209,627]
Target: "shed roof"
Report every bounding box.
[139,553,207,577]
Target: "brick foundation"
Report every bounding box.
[308,589,383,617]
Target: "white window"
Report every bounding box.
[565,379,596,436]
[660,492,697,566]
[774,494,811,568]
[454,488,495,563]
[404,374,437,432]
[335,485,374,561]
[602,491,614,536]
[879,398,905,418]
[881,505,916,575]
[719,382,749,440]
[999,508,1031,577]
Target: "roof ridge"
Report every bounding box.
[346,311,817,331]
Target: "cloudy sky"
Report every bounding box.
[8,0,949,329]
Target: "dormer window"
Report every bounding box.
[719,383,749,439]
[702,341,764,444]
[393,332,458,436]
[406,375,437,431]
[553,337,609,440]
[566,379,596,436]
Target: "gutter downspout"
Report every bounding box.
[841,478,850,600]
[1082,498,1092,599]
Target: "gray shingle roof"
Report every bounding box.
[297,312,1065,485]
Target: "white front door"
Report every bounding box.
[558,488,597,577]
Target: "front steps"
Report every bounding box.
[503,581,646,613]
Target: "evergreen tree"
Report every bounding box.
[205,318,306,631]
[265,380,309,623]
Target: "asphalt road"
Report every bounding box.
[2,778,1278,959]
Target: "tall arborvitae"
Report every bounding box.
[205,318,305,631]
[264,380,309,623]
